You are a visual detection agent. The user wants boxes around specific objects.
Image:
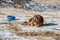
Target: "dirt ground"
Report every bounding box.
[0,8,60,40]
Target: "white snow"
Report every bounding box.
[0,3,60,39]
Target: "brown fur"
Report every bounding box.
[22,15,44,27]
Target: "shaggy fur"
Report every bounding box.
[22,15,44,27]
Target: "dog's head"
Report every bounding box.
[29,15,44,27]
[29,15,44,23]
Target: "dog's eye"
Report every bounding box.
[33,20,36,22]
[34,20,36,22]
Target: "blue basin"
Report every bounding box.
[7,15,15,21]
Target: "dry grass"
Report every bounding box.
[15,30,60,40]
[0,19,59,39]
[5,21,60,39]
[16,30,60,37]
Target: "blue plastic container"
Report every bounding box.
[7,15,15,21]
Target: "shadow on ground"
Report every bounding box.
[43,23,58,26]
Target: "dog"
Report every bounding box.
[22,15,44,27]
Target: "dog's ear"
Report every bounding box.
[29,18,33,22]
[40,16,44,22]
[34,15,38,19]
[37,15,44,22]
